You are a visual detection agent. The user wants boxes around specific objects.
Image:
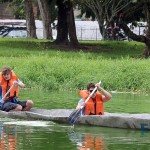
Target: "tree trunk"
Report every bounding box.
[118,14,150,58]
[37,0,53,39]
[54,0,69,45]
[95,14,105,40]
[143,3,150,57]
[24,0,37,39]
[66,0,79,48]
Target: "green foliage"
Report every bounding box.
[50,0,57,24]
[77,4,96,20]
[8,0,25,19]
[0,38,149,93]
[0,0,8,3]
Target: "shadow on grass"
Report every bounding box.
[0,38,145,59]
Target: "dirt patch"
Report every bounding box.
[41,41,111,53]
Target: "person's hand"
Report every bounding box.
[95,82,101,88]
[13,81,19,86]
[76,102,85,110]
[95,82,103,91]
[81,101,85,107]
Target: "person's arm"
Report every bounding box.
[76,98,85,109]
[13,79,25,88]
[95,82,112,102]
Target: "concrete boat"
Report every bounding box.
[0,108,150,130]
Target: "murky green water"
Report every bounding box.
[20,89,150,113]
[1,89,150,149]
[0,118,150,150]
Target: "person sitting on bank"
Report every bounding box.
[76,82,112,115]
[0,66,33,112]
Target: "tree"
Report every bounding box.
[24,0,37,38]
[78,0,150,57]
[66,0,79,47]
[78,4,96,21]
[8,0,25,19]
[78,0,131,39]
[37,0,53,39]
[54,0,68,44]
[117,0,150,57]
[54,0,79,48]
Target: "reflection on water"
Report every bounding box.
[0,124,17,150]
[70,126,150,150]
[3,121,54,127]
[68,131,107,150]
[0,118,150,150]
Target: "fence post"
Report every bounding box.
[81,28,82,40]
[96,28,97,40]
[12,25,13,38]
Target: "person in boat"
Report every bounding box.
[76,82,112,115]
[0,66,33,112]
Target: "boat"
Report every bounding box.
[0,108,150,130]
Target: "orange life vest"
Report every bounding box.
[0,72,19,100]
[78,90,104,115]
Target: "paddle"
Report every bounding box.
[0,84,15,104]
[68,81,101,125]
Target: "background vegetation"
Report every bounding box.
[0,38,149,93]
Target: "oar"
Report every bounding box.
[0,84,15,103]
[68,81,101,125]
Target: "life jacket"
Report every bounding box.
[78,90,104,115]
[0,71,19,100]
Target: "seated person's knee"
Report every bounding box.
[27,100,33,108]
[16,105,23,111]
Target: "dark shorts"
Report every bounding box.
[1,97,27,112]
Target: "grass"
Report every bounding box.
[0,38,148,92]
[1,38,150,113]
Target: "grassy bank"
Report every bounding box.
[0,38,149,93]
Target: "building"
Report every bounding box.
[0,2,15,19]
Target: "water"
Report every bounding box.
[0,118,150,150]
[1,89,150,149]
[106,92,150,113]
[19,89,150,113]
